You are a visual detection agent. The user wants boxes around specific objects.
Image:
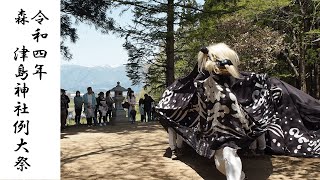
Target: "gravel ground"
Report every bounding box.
[61,122,320,180]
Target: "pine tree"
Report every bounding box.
[259,0,320,96]
[114,0,201,88]
[60,0,115,60]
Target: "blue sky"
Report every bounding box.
[61,1,204,67]
[60,9,130,67]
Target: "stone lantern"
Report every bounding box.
[110,82,128,123]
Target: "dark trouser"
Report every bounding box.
[75,109,82,124]
[93,108,98,125]
[98,111,107,124]
[87,117,93,125]
[145,110,152,122]
[131,112,136,123]
[151,109,155,121]
[141,115,145,122]
[61,109,67,129]
[107,110,112,123]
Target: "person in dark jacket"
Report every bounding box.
[105,91,114,124]
[144,94,154,122]
[61,89,70,130]
[74,91,83,125]
[97,92,107,126]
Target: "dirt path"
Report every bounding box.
[61,122,320,180]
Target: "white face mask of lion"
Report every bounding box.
[197,43,242,79]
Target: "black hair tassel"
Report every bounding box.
[200,47,209,54]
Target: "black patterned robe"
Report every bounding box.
[156,65,320,158]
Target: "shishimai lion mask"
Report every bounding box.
[198,43,242,79]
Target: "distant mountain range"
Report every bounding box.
[61,64,142,94]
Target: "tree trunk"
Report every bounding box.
[298,0,309,93]
[299,47,307,92]
[316,62,320,99]
[310,66,314,96]
[165,0,175,87]
[284,52,299,77]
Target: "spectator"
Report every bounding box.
[61,89,70,130]
[127,88,133,98]
[105,91,114,124]
[128,91,136,123]
[83,87,97,127]
[151,101,156,121]
[93,92,98,126]
[130,107,137,124]
[126,88,133,121]
[144,94,154,122]
[97,92,107,126]
[74,90,83,125]
[139,98,145,122]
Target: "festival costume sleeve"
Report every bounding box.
[263,77,320,156]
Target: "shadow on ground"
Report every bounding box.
[164,146,273,180]
[61,121,161,139]
[269,156,320,180]
[61,123,320,180]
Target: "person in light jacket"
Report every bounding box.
[139,98,145,122]
[83,87,97,127]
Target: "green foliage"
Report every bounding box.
[133,0,319,97]
[306,48,320,64]
[306,29,320,34]
[175,59,193,77]
[170,0,320,96]
[236,0,290,18]
[60,0,319,97]
[173,0,287,75]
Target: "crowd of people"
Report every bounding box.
[126,88,156,124]
[60,86,157,129]
[60,87,114,129]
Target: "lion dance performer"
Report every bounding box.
[156,43,320,180]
